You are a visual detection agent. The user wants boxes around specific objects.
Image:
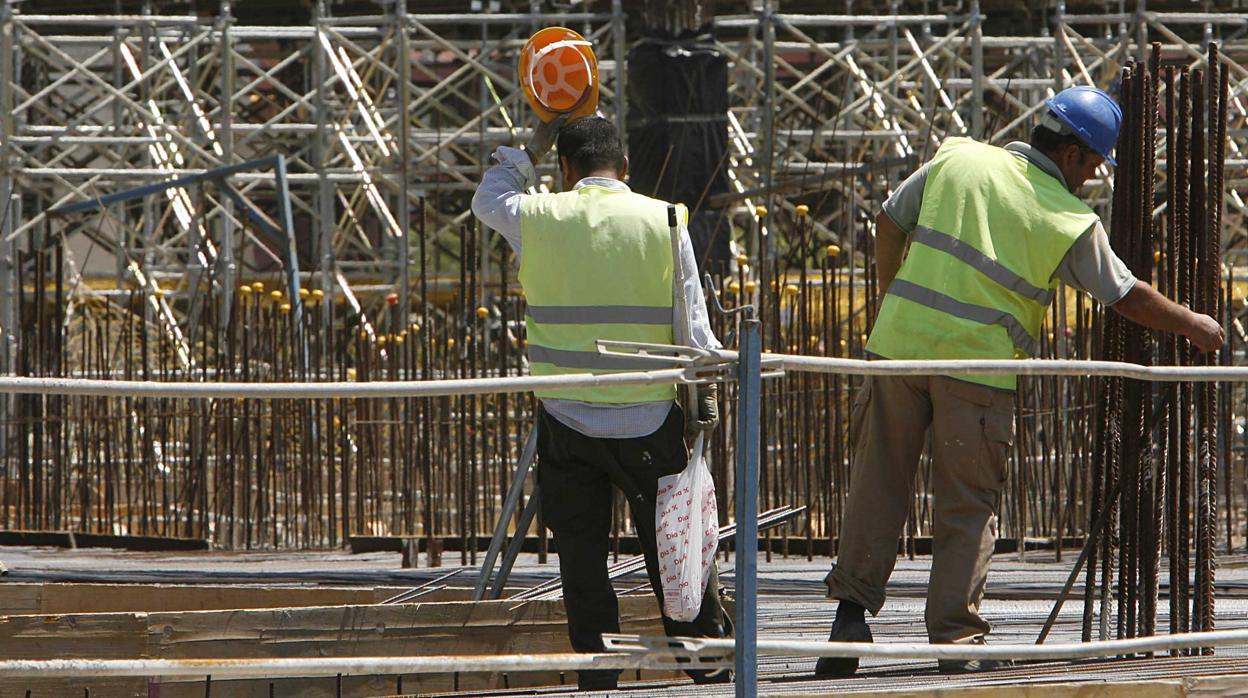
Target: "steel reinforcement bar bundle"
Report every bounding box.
[1084,43,1229,648]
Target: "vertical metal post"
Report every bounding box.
[314,0,335,325]
[112,2,127,284]
[139,1,156,283]
[1116,0,1130,65]
[612,0,627,150]
[734,318,762,698]
[476,8,489,349]
[0,206,12,376]
[273,155,308,375]
[0,0,15,376]
[1054,1,1066,94]
[1135,0,1147,63]
[218,0,236,323]
[970,0,984,139]
[273,156,301,309]
[759,0,776,263]
[396,0,411,316]
[888,0,899,85]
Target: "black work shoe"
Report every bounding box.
[813,614,873,677]
[936,638,1014,674]
[688,666,734,684]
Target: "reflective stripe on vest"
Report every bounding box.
[865,138,1098,390]
[518,185,679,404]
[526,344,663,371]
[887,279,1041,357]
[910,226,1056,307]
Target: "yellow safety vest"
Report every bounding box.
[519,185,682,403]
[866,138,1099,390]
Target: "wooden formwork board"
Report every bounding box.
[0,590,687,697]
[0,582,473,616]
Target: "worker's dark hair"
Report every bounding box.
[1029,122,1094,160]
[556,116,626,175]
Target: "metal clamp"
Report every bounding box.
[594,340,741,385]
[594,339,785,384]
[601,633,734,669]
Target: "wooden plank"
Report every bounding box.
[147,598,621,658]
[39,583,378,614]
[0,530,208,551]
[0,613,148,658]
[0,595,683,696]
[0,582,43,616]
[0,583,479,616]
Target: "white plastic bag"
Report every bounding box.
[654,432,719,622]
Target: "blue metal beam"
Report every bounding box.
[45,154,308,372]
[45,155,282,217]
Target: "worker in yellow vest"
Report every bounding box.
[818,87,1224,676]
[473,116,731,691]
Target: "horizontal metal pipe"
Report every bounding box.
[10,628,1248,679]
[1143,11,1248,25]
[14,14,204,26]
[0,653,703,679]
[4,353,1248,401]
[1062,11,1248,24]
[718,13,954,28]
[623,628,1248,661]
[0,369,696,399]
[773,355,1248,382]
[1058,13,1134,23]
[405,13,611,25]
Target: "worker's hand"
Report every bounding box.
[690,383,720,434]
[523,114,569,164]
[1185,311,1225,353]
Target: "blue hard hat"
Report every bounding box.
[1043,86,1123,166]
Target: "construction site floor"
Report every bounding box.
[5,546,1248,696]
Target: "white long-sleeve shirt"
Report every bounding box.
[472,146,720,439]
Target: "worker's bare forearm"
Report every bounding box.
[1112,282,1188,332]
[874,211,908,295]
[1111,281,1225,352]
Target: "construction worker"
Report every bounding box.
[472,115,731,691]
[817,86,1225,675]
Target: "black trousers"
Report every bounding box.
[536,404,730,688]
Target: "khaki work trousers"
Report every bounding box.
[824,374,1015,644]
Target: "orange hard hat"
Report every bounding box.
[518,27,599,123]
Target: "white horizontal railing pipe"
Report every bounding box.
[772,354,1248,381]
[0,355,1247,401]
[0,369,693,400]
[0,653,713,679]
[6,628,1248,679]
[636,628,1248,662]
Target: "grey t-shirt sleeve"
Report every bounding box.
[1052,221,1137,305]
[880,162,931,234]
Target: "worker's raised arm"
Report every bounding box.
[470,146,533,257]
[1111,280,1225,352]
[471,117,569,259]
